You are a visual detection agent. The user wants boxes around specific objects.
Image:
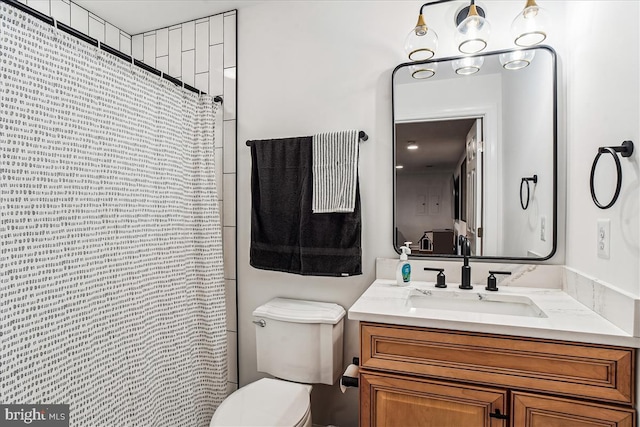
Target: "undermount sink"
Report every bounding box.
[407,289,547,318]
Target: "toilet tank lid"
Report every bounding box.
[253,298,346,325]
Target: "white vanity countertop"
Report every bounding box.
[348,279,640,348]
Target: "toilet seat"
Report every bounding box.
[210,378,312,427]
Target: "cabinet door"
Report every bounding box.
[360,372,507,427]
[512,392,635,427]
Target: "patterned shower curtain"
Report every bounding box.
[0,3,227,426]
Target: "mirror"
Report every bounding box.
[393,46,556,260]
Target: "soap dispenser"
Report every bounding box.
[395,242,412,286]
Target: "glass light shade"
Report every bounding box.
[404,14,439,61]
[499,50,535,70]
[409,62,438,79]
[455,5,491,54]
[511,1,550,47]
[452,56,484,75]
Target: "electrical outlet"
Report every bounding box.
[540,216,546,242]
[597,219,610,259]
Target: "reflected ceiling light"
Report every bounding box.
[396,165,404,169]
[404,10,438,61]
[511,0,549,47]
[407,141,419,150]
[499,49,535,70]
[409,62,438,79]
[455,0,491,54]
[452,56,484,75]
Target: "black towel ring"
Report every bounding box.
[520,175,538,210]
[590,140,634,210]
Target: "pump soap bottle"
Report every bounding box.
[395,242,412,286]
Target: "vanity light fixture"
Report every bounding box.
[404,0,550,79]
[452,55,484,75]
[407,141,419,150]
[404,0,490,64]
[511,0,549,47]
[455,0,491,54]
[499,49,535,70]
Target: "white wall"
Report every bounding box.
[237,1,566,425]
[565,1,640,296]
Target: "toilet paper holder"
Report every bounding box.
[341,357,360,388]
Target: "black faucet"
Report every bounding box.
[486,271,512,291]
[459,236,473,290]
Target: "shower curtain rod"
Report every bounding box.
[2,0,223,103]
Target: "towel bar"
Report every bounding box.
[246,130,368,146]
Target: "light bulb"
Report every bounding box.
[511,0,550,47]
[523,5,539,19]
[407,141,418,150]
[455,3,491,54]
[404,14,439,61]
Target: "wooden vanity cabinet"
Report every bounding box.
[361,371,508,427]
[359,322,636,427]
[512,392,635,427]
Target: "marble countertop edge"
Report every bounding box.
[348,279,640,348]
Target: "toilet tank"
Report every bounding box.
[253,298,346,385]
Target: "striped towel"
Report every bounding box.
[312,129,359,213]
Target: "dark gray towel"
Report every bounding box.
[249,136,362,277]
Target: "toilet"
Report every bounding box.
[210,297,346,427]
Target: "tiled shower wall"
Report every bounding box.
[18,0,239,396]
[18,0,133,53]
[131,13,238,396]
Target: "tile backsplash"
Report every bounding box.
[375,257,564,289]
[564,267,638,336]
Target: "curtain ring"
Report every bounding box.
[590,147,623,209]
[520,175,537,210]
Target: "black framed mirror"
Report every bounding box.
[393,46,557,260]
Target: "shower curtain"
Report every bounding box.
[0,4,227,426]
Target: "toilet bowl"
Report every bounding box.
[210,298,346,427]
[210,378,312,427]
